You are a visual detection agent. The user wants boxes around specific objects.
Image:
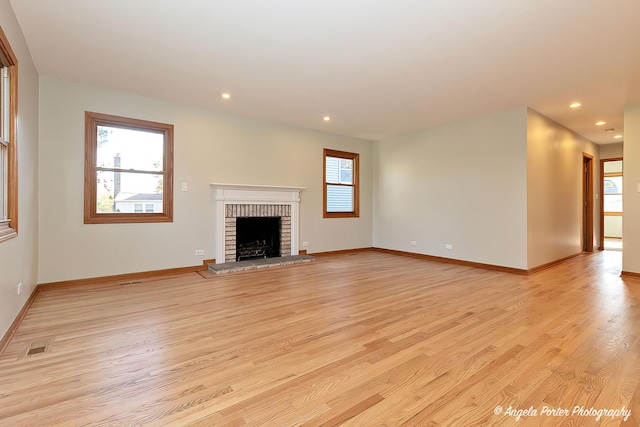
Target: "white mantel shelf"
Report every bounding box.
[211,183,305,264]
[211,183,306,192]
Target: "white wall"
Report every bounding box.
[604,216,622,238]
[526,109,600,268]
[373,108,528,269]
[600,142,623,160]
[38,78,372,283]
[0,1,39,338]
[623,104,640,274]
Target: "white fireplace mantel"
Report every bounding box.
[211,183,305,264]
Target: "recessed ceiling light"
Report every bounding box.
[221,93,231,100]
[595,121,606,126]
[569,102,582,108]
[323,116,331,122]
[614,135,623,139]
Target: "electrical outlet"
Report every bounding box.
[445,244,453,250]
[17,282,22,295]
[410,240,417,246]
[302,241,309,247]
[195,249,204,256]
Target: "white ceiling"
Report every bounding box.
[9,0,640,143]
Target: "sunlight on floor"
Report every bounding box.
[604,237,622,251]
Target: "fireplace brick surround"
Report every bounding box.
[224,204,291,263]
[212,184,304,264]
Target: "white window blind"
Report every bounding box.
[326,185,354,212]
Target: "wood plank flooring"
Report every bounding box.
[0,250,638,426]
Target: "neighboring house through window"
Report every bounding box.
[121,198,160,214]
[603,175,623,214]
[0,25,17,242]
[323,148,359,218]
[84,112,174,224]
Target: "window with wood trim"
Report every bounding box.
[0,25,18,243]
[323,148,359,218]
[603,173,622,215]
[84,112,174,224]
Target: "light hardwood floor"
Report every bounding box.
[0,250,638,426]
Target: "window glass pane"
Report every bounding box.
[96,171,163,213]
[0,65,6,221]
[1,66,8,142]
[326,156,354,185]
[145,203,154,212]
[0,66,6,221]
[0,143,5,219]
[603,176,622,195]
[604,194,622,213]
[604,161,622,174]
[327,185,354,212]
[96,126,164,171]
[339,158,353,184]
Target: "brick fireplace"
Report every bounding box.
[225,204,291,263]
[211,184,305,264]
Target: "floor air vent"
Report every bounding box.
[27,346,46,355]
[22,338,52,358]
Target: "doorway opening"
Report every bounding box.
[600,158,623,251]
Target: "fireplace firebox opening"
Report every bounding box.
[236,217,281,261]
